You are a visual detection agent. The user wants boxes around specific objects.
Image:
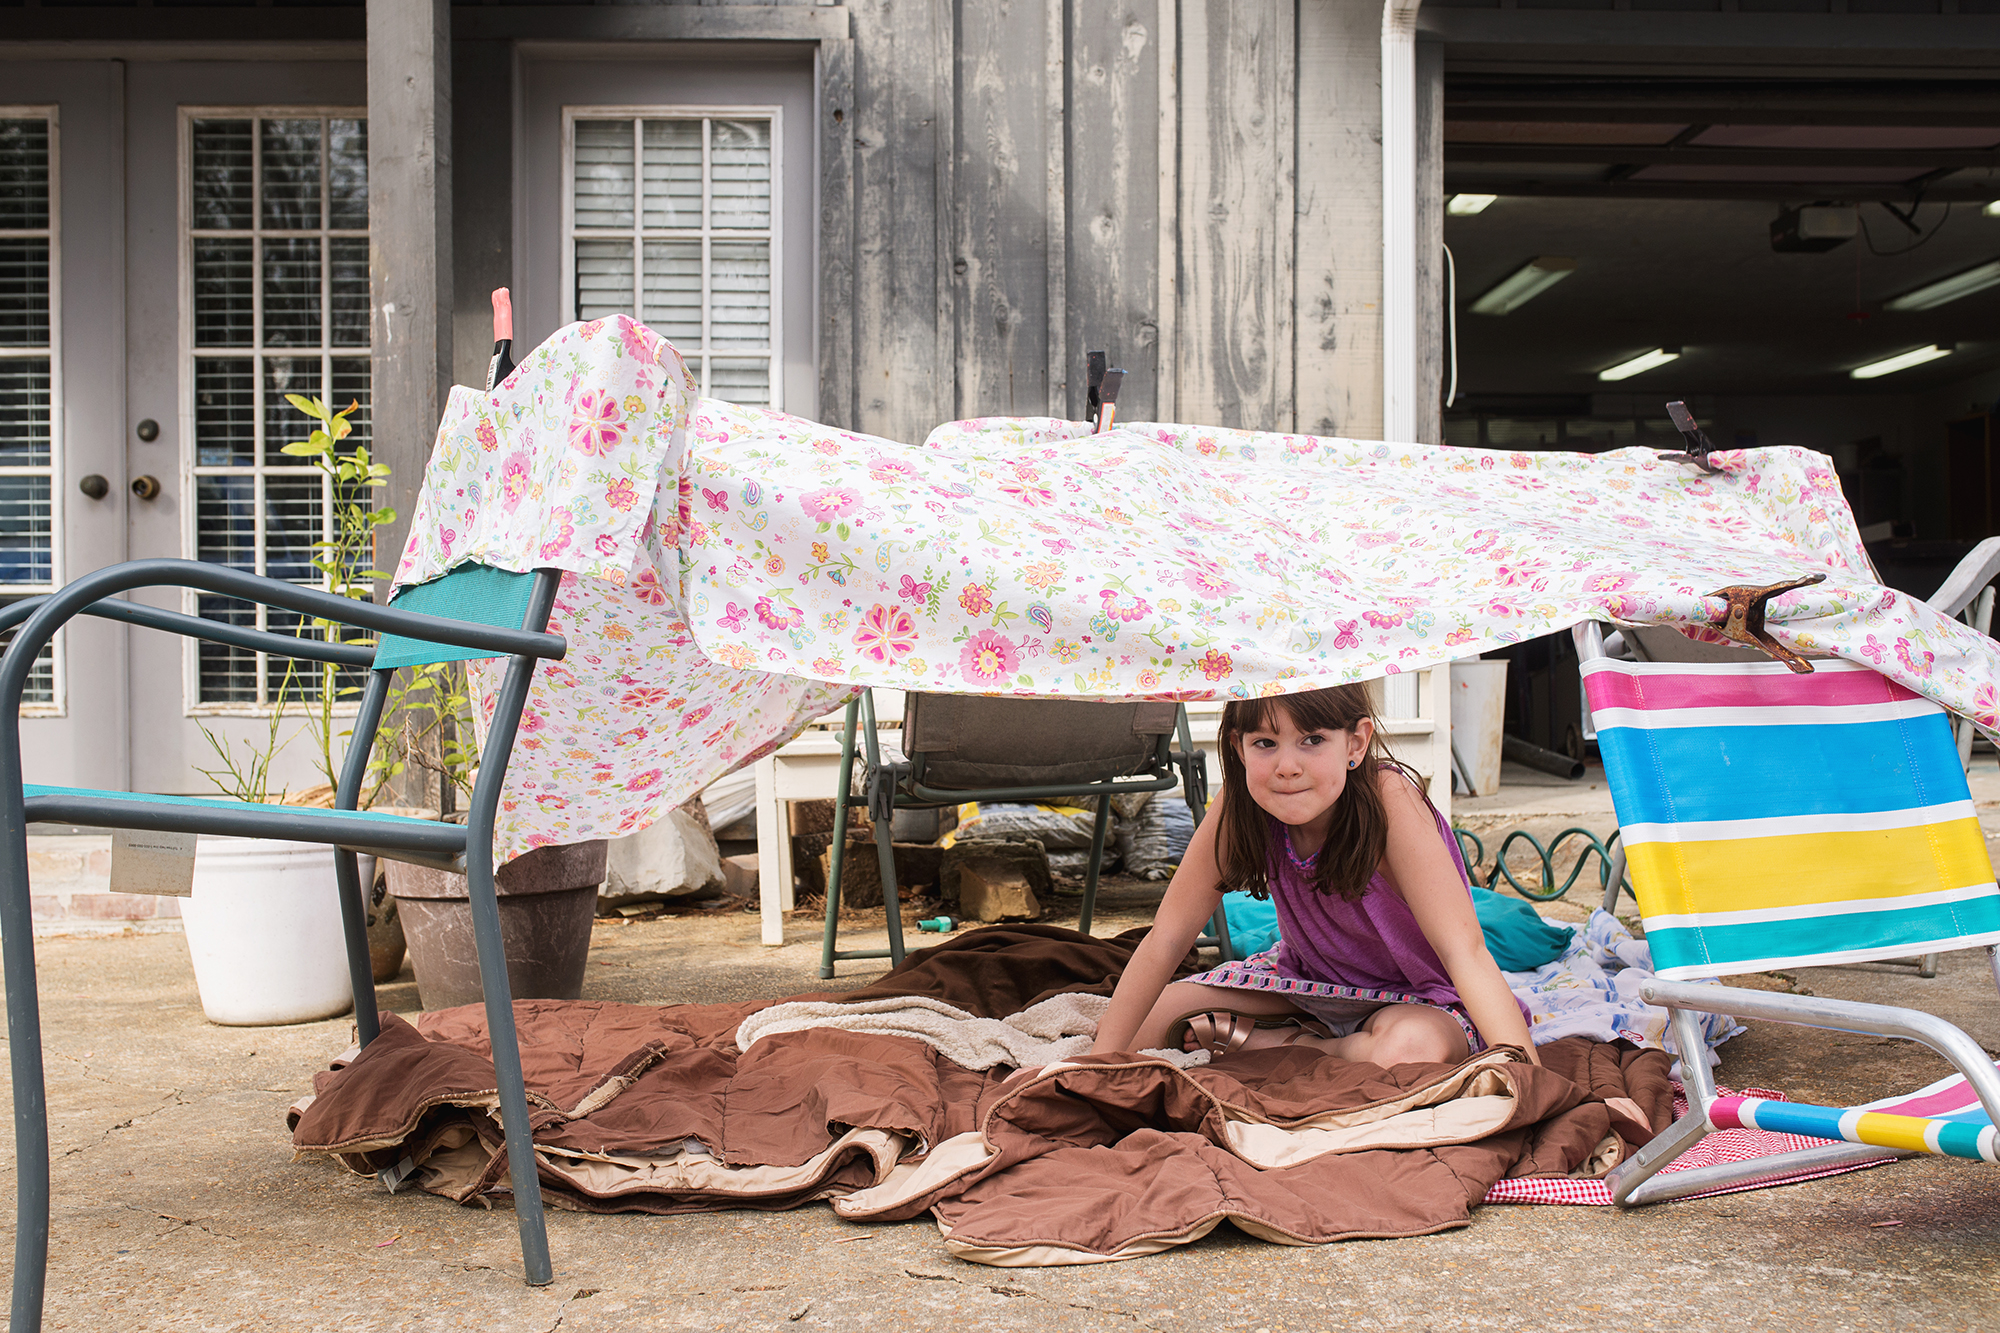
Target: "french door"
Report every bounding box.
[3,59,367,795]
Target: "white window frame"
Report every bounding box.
[560,103,784,410]
[0,105,63,717]
[175,105,369,717]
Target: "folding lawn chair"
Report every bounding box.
[0,558,566,1329]
[819,691,1230,977]
[1572,634,2000,1205]
[1591,536,2000,980]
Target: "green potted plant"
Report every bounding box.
[182,396,399,1027]
[280,395,605,1011]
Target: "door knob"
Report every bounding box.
[78,475,110,500]
[135,419,160,442]
[130,475,161,501]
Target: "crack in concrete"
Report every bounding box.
[902,1269,1161,1328]
[127,1204,237,1243]
[63,1090,187,1158]
[539,1285,601,1333]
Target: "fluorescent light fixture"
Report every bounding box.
[1885,259,2000,312]
[1851,345,1954,380]
[1447,193,1497,216]
[1470,257,1575,315]
[1598,348,1682,382]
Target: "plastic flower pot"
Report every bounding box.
[383,839,607,1010]
[181,837,355,1026]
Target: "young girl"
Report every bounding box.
[1091,683,1535,1066]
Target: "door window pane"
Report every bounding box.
[709,120,771,229]
[568,108,779,408]
[186,109,369,707]
[0,114,56,707]
[0,119,50,231]
[0,357,50,466]
[0,237,48,346]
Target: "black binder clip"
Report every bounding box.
[1658,400,1722,474]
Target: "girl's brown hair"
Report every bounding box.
[1213,683,1407,902]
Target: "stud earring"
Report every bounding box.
[1348,759,1357,769]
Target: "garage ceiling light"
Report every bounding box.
[1851,345,1953,379]
[1447,193,1497,216]
[1598,348,1682,382]
[1470,257,1575,315]
[1884,259,2000,312]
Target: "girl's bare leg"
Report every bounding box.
[1133,988,1470,1066]
[1318,1003,1468,1066]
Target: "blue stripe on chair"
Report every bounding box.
[1647,893,2000,977]
[1595,713,1967,826]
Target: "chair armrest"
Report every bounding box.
[0,594,376,668]
[1927,536,2000,618]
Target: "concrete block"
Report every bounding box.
[721,853,759,900]
[821,839,944,909]
[944,841,1051,923]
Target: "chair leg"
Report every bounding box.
[332,848,380,1046]
[1601,843,1629,915]
[1079,798,1113,936]
[462,848,554,1286]
[1206,899,1236,963]
[820,699,861,980]
[874,809,905,967]
[2,820,50,1332]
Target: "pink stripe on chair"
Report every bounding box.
[1586,665,1916,714]
[1707,1096,1751,1131]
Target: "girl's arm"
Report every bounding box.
[1378,774,1539,1063]
[1089,801,1228,1056]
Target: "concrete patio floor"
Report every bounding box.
[6,763,2000,1331]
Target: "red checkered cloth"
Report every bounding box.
[1482,1086,1897,1206]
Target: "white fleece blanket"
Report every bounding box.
[735,993,1208,1071]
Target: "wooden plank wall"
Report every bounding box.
[828,0,1426,445]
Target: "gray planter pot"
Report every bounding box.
[384,840,607,1010]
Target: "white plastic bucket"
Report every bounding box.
[1449,659,1509,797]
[180,837,355,1026]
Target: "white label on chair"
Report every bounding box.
[110,830,197,897]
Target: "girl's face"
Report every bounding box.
[1235,708,1373,838]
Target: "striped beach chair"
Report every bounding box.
[1574,644,2000,1204]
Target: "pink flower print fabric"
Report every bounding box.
[395,319,2000,864]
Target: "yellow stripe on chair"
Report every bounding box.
[1623,816,1994,919]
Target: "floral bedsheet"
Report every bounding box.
[394,317,2000,861]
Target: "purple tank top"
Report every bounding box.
[1266,791,1475,1008]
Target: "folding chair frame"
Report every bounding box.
[819,690,1232,978]
[0,558,567,1330]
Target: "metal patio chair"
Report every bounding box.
[1571,634,2000,1205]
[819,690,1229,977]
[0,558,567,1329]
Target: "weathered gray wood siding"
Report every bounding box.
[822,0,1417,444]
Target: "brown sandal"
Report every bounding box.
[1167,1010,1333,1059]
